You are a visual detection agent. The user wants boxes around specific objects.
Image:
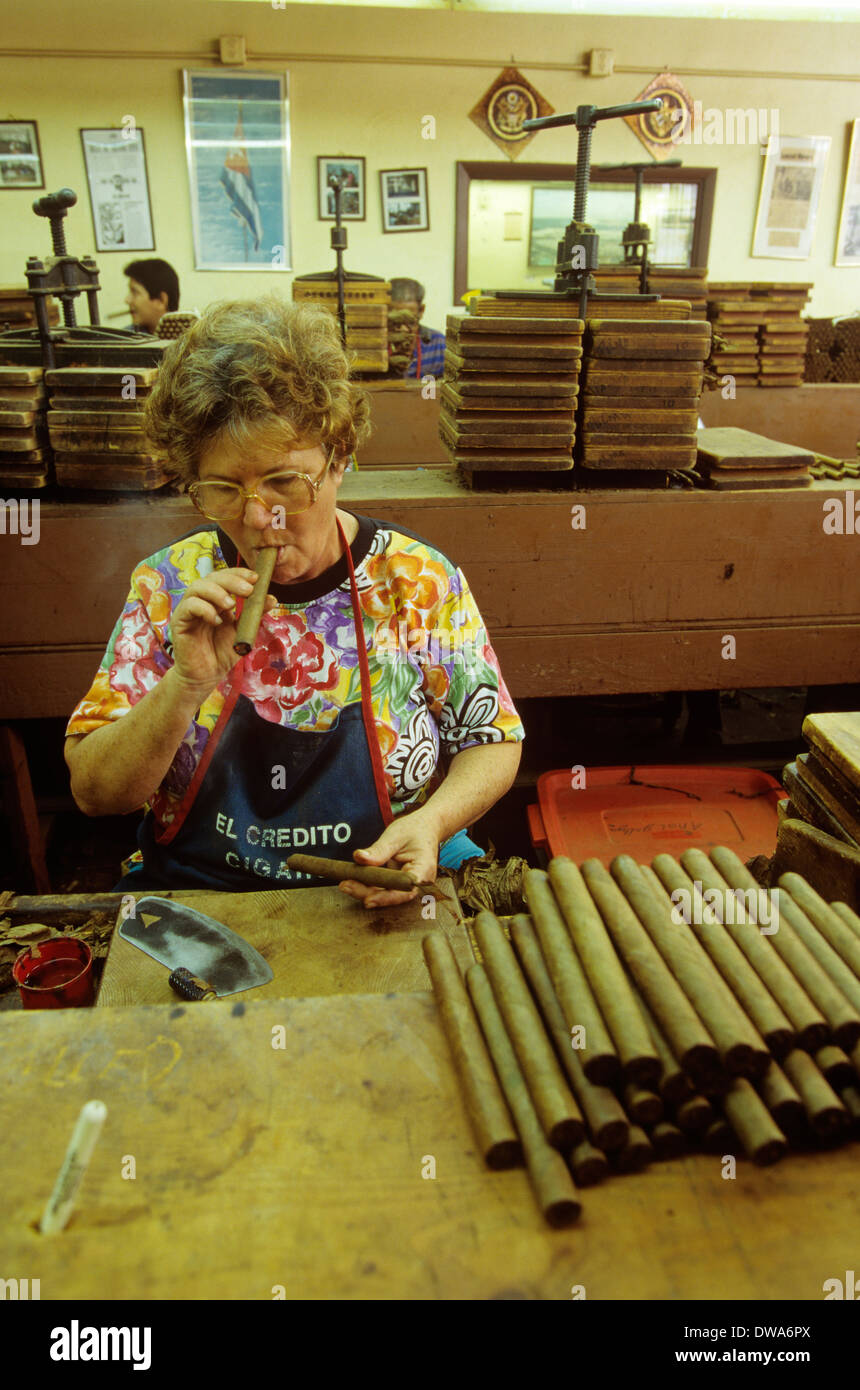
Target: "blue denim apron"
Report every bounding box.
[119,519,392,891]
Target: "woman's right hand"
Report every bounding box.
[169,567,276,693]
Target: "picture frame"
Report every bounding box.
[835,118,860,267]
[380,167,429,234]
[183,69,292,271]
[752,134,830,260]
[0,120,44,190]
[80,128,155,252]
[317,157,365,221]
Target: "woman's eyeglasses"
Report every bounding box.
[188,446,336,521]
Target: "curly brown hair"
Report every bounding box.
[144,296,371,483]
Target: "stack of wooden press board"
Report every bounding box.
[707,282,811,388]
[696,426,813,490]
[0,366,49,488]
[292,278,390,373]
[783,714,860,849]
[440,313,583,474]
[46,367,170,491]
[468,293,694,323]
[440,294,714,481]
[593,265,708,319]
[579,319,710,471]
[0,286,59,332]
[429,852,860,1227]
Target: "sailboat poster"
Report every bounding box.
[183,70,291,271]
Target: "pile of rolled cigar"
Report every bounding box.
[422,846,860,1229]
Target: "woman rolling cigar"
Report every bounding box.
[64,299,523,902]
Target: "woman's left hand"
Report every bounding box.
[340,807,440,909]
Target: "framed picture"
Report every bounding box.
[183,69,291,271]
[835,119,860,267]
[80,128,155,252]
[380,167,429,234]
[317,157,365,220]
[0,121,44,190]
[752,134,830,260]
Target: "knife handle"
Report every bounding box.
[168,966,217,1002]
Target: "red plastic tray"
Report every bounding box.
[528,765,785,866]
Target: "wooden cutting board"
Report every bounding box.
[581,393,698,409]
[47,409,146,427]
[0,432,39,451]
[49,392,151,409]
[782,762,858,845]
[582,431,697,447]
[583,363,704,383]
[697,427,814,471]
[587,340,709,361]
[441,422,573,450]
[445,350,582,374]
[50,429,144,451]
[579,443,698,468]
[53,456,169,490]
[804,713,860,792]
[588,319,710,338]
[705,468,812,490]
[455,314,583,336]
[445,376,578,398]
[0,465,49,487]
[440,414,573,440]
[772,817,860,909]
[450,447,574,470]
[45,367,158,387]
[0,365,42,384]
[441,385,575,413]
[446,337,584,361]
[98,882,469,1006]
[796,754,860,843]
[580,407,698,429]
[805,748,860,820]
[441,405,573,428]
[0,388,44,406]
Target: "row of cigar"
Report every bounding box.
[423,847,860,1228]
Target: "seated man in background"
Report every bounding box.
[389,277,446,379]
[124,258,180,334]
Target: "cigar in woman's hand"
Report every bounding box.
[234,547,278,655]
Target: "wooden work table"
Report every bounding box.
[2,470,860,718]
[1,988,857,1300]
[96,883,469,1006]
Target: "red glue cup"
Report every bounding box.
[13,938,94,1009]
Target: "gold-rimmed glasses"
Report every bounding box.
[188,446,336,521]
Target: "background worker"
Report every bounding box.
[390,277,446,379]
[124,258,180,334]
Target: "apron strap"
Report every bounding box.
[155,667,243,845]
[338,516,393,827]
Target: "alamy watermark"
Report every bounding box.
[670,882,779,934]
[672,104,780,146]
[374,620,486,670]
[0,498,39,545]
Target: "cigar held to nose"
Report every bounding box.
[234,546,278,655]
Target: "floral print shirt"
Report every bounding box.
[66,514,524,830]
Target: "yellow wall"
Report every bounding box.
[2,0,858,327]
